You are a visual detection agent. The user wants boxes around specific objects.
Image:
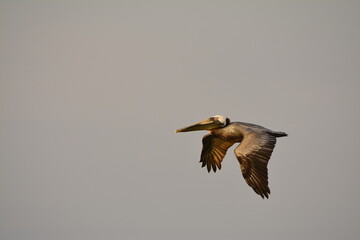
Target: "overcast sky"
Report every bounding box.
[1,1,360,240]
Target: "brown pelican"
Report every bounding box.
[176,115,287,199]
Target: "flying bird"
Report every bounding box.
[176,115,287,199]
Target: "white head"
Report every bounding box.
[212,115,228,126]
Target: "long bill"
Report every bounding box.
[175,117,222,133]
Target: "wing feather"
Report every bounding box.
[235,132,277,199]
[200,134,234,172]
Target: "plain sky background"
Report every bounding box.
[1,1,360,239]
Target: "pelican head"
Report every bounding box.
[176,115,230,133]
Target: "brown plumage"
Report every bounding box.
[176,115,287,199]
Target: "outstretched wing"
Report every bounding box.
[234,132,277,199]
[200,134,234,172]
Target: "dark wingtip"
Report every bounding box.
[254,187,270,199]
[200,163,219,173]
[259,192,269,199]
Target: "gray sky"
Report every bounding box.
[1,1,360,239]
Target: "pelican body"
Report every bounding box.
[176,115,287,199]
